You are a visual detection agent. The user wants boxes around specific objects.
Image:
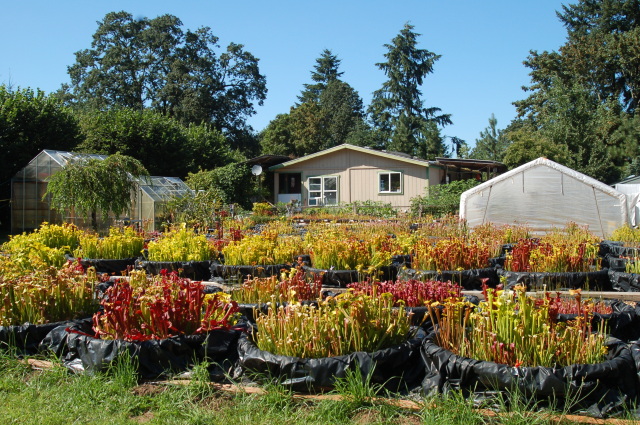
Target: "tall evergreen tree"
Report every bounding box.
[471,114,510,161]
[298,49,344,104]
[368,23,451,158]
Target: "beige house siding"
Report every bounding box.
[273,148,430,209]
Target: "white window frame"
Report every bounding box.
[307,175,338,206]
[378,171,403,194]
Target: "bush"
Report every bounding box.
[410,179,479,217]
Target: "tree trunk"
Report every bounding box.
[91,210,98,232]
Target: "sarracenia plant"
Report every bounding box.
[93,270,239,341]
[304,225,398,270]
[3,222,83,253]
[412,237,493,271]
[504,238,600,272]
[146,225,217,262]
[347,279,462,307]
[231,268,322,304]
[0,260,99,326]
[222,231,304,265]
[74,226,144,259]
[253,291,412,358]
[429,286,607,367]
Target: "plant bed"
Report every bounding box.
[235,292,425,393]
[45,271,243,379]
[210,263,292,284]
[497,268,611,291]
[236,330,425,393]
[66,255,138,275]
[421,334,638,418]
[421,286,639,417]
[0,260,102,353]
[397,268,500,290]
[136,259,213,281]
[58,320,243,380]
[302,265,397,288]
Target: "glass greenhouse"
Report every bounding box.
[11,150,193,233]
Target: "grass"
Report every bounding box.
[0,351,636,424]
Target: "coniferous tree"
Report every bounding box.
[298,49,344,104]
[368,23,451,158]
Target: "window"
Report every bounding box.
[307,176,338,206]
[379,172,402,194]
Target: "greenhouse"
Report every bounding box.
[11,149,193,233]
[459,157,629,238]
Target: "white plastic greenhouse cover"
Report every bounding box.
[459,157,628,238]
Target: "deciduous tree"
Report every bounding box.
[45,153,149,231]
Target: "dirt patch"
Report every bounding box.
[131,411,154,423]
[352,410,386,424]
[131,384,167,397]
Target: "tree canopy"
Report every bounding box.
[260,50,371,157]
[368,23,451,159]
[75,108,232,178]
[470,114,510,162]
[508,0,640,181]
[0,85,82,230]
[60,11,267,152]
[45,153,149,231]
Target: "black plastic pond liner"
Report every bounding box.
[391,254,412,268]
[47,320,244,380]
[600,241,640,258]
[497,269,612,291]
[0,319,87,356]
[609,270,640,292]
[66,256,138,275]
[421,333,640,418]
[135,260,212,281]
[211,263,291,283]
[235,328,426,393]
[302,266,397,288]
[555,300,640,343]
[397,268,500,291]
[606,256,632,272]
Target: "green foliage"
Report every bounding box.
[260,52,370,157]
[61,11,266,152]
[509,0,640,181]
[161,189,222,231]
[0,85,82,229]
[76,108,231,177]
[146,225,216,262]
[470,114,510,161]
[368,23,451,158]
[298,49,344,104]
[185,163,255,209]
[74,227,144,260]
[410,179,479,217]
[45,153,149,231]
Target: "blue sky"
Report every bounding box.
[1,1,568,152]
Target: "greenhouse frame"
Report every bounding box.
[11,150,193,234]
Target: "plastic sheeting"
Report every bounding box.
[460,158,628,239]
[235,329,426,393]
[44,319,243,379]
[421,333,640,418]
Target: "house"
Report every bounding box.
[459,157,629,238]
[267,144,506,210]
[11,149,193,234]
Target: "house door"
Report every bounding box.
[307,176,338,206]
[277,173,302,204]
